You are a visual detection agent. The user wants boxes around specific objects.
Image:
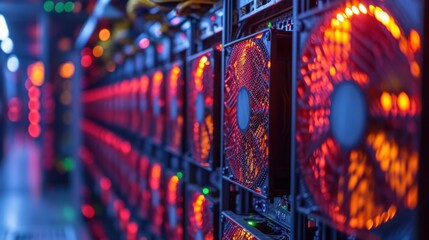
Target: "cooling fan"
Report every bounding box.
[139,155,151,219]
[296,1,421,236]
[187,49,221,169]
[149,162,164,237]
[151,70,166,145]
[166,62,185,153]
[222,211,290,240]
[187,187,217,240]
[165,172,184,240]
[223,29,292,197]
[140,74,151,138]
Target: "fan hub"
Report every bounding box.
[196,93,205,123]
[237,87,251,132]
[330,81,367,149]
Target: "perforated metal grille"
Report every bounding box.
[296,2,421,235]
[140,75,151,137]
[149,163,164,236]
[187,191,214,240]
[150,70,165,144]
[166,63,185,153]
[139,155,151,219]
[222,217,257,240]
[188,51,215,167]
[224,31,271,194]
[166,174,184,240]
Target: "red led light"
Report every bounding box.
[100,177,111,190]
[120,209,131,221]
[127,222,138,235]
[139,38,150,49]
[81,204,95,218]
[81,55,92,68]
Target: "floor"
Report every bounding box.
[0,126,90,240]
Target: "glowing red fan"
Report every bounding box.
[223,29,291,197]
[187,191,214,240]
[165,173,183,240]
[140,75,151,137]
[166,63,185,153]
[149,162,164,236]
[139,155,151,219]
[151,70,166,145]
[187,49,220,169]
[296,2,421,235]
[130,78,140,132]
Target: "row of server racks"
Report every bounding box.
[80,0,428,239]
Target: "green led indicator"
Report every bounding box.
[44,1,54,12]
[202,187,210,195]
[62,157,75,171]
[177,171,183,179]
[64,2,74,12]
[248,221,257,226]
[62,206,75,221]
[267,21,273,28]
[55,2,64,13]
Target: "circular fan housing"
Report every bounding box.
[166,63,185,153]
[151,70,165,144]
[188,52,215,167]
[166,175,183,240]
[224,32,271,194]
[140,75,151,137]
[296,2,421,236]
[187,192,214,240]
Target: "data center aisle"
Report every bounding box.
[0,126,89,239]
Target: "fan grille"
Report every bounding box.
[187,192,214,240]
[149,163,164,236]
[188,52,215,167]
[166,174,183,240]
[166,63,185,153]
[151,70,165,144]
[139,155,151,219]
[140,75,151,137]
[224,32,271,194]
[222,217,257,240]
[296,2,420,233]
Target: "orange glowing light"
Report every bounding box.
[409,30,421,52]
[99,28,110,41]
[28,61,45,86]
[380,92,392,111]
[397,92,410,111]
[193,194,205,228]
[150,164,161,190]
[59,61,75,78]
[93,45,104,57]
[167,176,179,205]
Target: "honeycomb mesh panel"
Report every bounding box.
[166,63,185,153]
[296,2,421,236]
[188,51,215,167]
[224,32,271,194]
